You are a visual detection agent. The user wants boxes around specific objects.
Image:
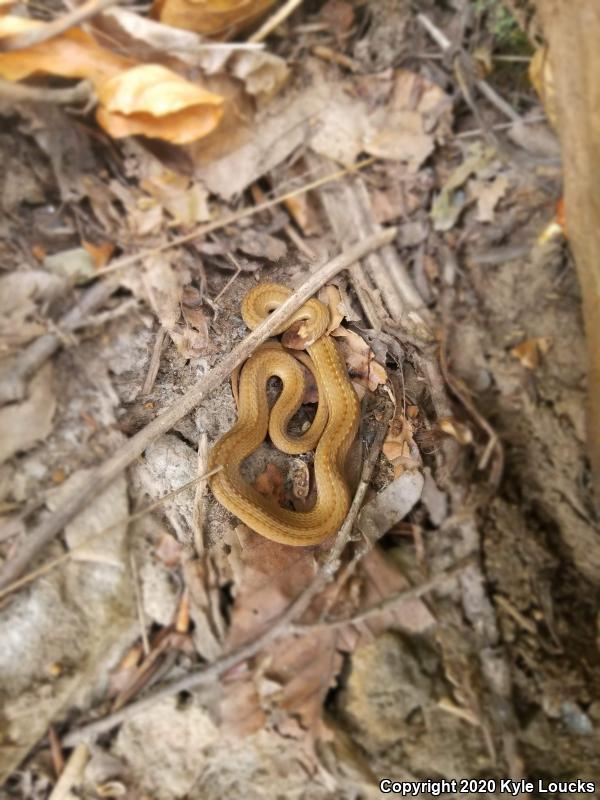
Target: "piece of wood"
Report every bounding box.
[536,1,600,507]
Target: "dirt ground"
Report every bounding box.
[0,1,598,798]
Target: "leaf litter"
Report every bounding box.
[0,0,598,796]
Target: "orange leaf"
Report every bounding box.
[152,0,277,39]
[96,64,223,144]
[0,16,131,83]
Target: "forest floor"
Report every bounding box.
[0,1,598,798]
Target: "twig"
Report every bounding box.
[0,78,94,106]
[248,0,304,42]
[416,12,521,123]
[0,467,223,602]
[140,326,167,397]
[0,230,396,592]
[129,552,150,657]
[62,395,393,746]
[0,0,118,52]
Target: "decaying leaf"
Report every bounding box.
[331,327,388,393]
[510,337,552,370]
[364,69,453,170]
[152,0,277,39]
[0,363,56,463]
[472,174,510,223]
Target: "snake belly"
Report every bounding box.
[208,284,360,546]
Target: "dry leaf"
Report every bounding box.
[510,337,552,370]
[364,69,452,170]
[472,174,510,223]
[318,284,346,333]
[97,64,223,145]
[438,417,473,445]
[0,364,56,463]
[331,327,388,392]
[253,463,286,505]
[152,0,277,39]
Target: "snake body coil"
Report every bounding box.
[208,283,360,546]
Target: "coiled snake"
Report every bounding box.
[208,283,360,546]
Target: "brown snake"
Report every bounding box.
[208,283,360,546]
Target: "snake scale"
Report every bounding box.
[208,283,360,546]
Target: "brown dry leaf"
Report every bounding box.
[318,285,346,333]
[236,229,287,261]
[0,17,223,145]
[471,174,510,223]
[0,363,56,463]
[510,336,552,370]
[364,69,452,170]
[95,8,289,102]
[0,16,132,83]
[253,463,286,506]
[82,240,115,269]
[331,327,388,392]
[152,0,277,38]
[382,414,420,476]
[140,170,211,227]
[438,417,473,445]
[97,64,224,145]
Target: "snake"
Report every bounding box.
[208,283,361,546]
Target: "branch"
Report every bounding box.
[0,229,396,591]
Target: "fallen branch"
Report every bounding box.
[0,229,396,591]
[62,396,394,745]
[0,0,118,52]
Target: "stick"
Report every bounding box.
[62,396,393,745]
[248,0,304,43]
[0,78,94,105]
[0,0,118,52]
[0,230,396,591]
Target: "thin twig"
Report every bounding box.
[0,78,94,106]
[0,230,396,592]
[47,743,89,800]
[248,0,304,42]
[129,551,150,657]
[0,0,118,52]
[140,327,167,397]
[62,397,393,746]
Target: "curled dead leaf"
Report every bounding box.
[152,0,277,39]
[331,327,388,392]
[438,417,473,445]
[96,64,223,144]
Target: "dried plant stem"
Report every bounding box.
[0,230,395,592]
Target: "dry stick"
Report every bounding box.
[0,78,94,105]
[0,0,118,52]
[63,391,394,746]
[0,229,396,592]
[248,0,304,42]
